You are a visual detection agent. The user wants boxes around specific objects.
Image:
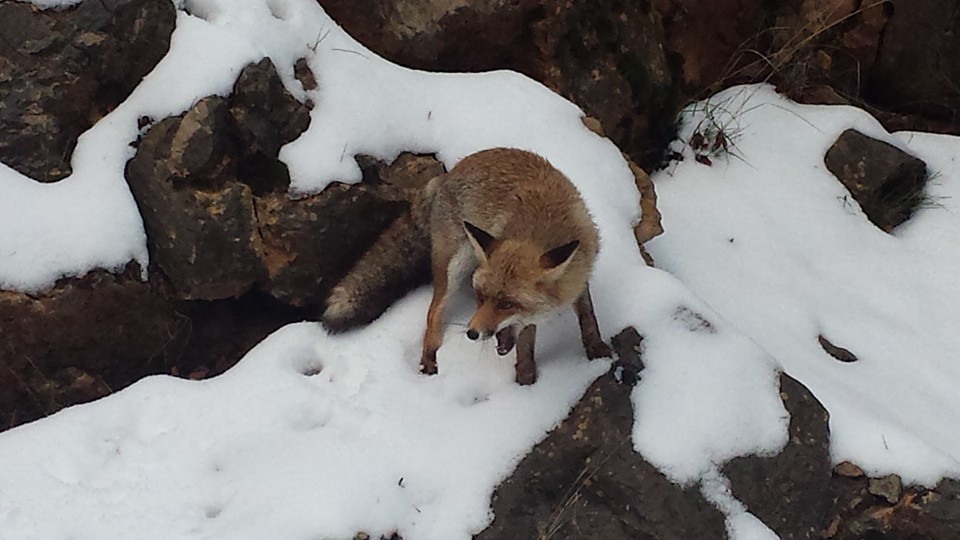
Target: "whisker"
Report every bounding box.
[477,338,489,363]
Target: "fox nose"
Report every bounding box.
[466,329,480,340]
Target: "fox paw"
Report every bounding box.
[586,341,612,360]
[420,350,438,375]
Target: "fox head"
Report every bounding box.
[462,221,583,341]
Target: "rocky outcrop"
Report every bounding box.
[477,327,728,540]
[866,0,960,121]
[125,59,419,306]
[126,96,266,300]
[2,55,439,429]
[322,0,677,170]
[325,0,960,170]
[0,264,182,429]
[824,129,928,232]
[0,0,175,182]
[723,374,833,539]
[256,184,408,307]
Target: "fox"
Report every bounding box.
[323,147,611,384]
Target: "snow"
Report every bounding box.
[648,85,960,485]
[0,0,959,539]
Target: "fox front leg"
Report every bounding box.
[574,285,612,360]
[515,324,537,385]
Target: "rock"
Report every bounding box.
[124,58,424,307]
[358,153,445,204]
[125,98,264,300]
[833,462,865,478]
[549,2,676,168]
[230,58,311,158]
[818,335,858,363]
[868,474,902,504]
[0,0,175,182]
[610,327,644,384]
[153,96,236,183]
[229,59,312,194]
[294,58,318,92]
[926,479,960,525]
[824,129,928,232]
[256,184,407,307]
[655,0,771,89]
[828,479,960,539]
[321,0,545,74]
[477,327,728,540]
[0,264,182,429]
[867,0,960,120]
[723,373,833,540]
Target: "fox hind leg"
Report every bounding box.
[574,285,612,360]
[421,259,453,374]
[421,243,470,375]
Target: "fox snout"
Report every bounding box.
[466,299,514,341]
[466,328,488,341]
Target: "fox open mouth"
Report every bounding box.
[494,327,515,355]
[464,326,517,357]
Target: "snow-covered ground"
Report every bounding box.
[1,0,959,539]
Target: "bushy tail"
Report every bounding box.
[321,211,431,332]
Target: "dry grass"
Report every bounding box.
[706,1,890,99]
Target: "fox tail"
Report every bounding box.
[321,211,431,332]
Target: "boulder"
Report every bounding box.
[256,184,407,307]
[125,58,427,307]
[0,264,182,429]
[824,129,928,232]
[0,0,175,182]
[723,374,833,539]
[476,327,727,540]
[125,96,265,301]
[229,58,312,195]
[866,0,960,120]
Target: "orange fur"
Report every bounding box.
[421,148,610,383]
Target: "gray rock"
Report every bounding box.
[256,184,407,307]
[824,129,928,232]
[476,327,727,540]
[868,474,902,504]
[723,374,833,540]
[125,96,264,300]
[0,0,174,182]
[867,0,960,120]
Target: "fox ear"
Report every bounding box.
[540,240,580,270]
[464,221,498,262]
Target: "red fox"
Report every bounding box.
[324,148,611,384]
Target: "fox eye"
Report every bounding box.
[496,300,517,311]
[475,290,486,303]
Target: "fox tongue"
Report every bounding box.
[495,327,516,356]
